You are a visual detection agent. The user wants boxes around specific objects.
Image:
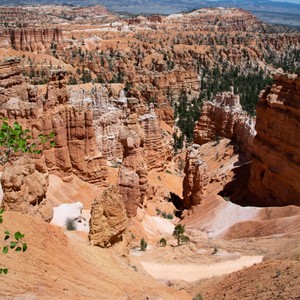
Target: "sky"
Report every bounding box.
[271,0,300,3]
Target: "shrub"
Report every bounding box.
[140,238,147,251]
[193,294,204,300]
[65,217,77,231]
[158,238,167,247]
[167,213,174,220]
[161,211,167,218]
[173,224,185,245]
[181,235,190,244]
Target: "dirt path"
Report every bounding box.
[141,255,263,282]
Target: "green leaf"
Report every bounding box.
[14,231,25,241]
[3,268,8,274]
[3,246,8,254]
[0,208,4,214]
[11,129,21,136]
[10,242,17,249]
[33,150,42,154]
[50,141,56,147]
[22,243,27,252]
[15,247,22,252]
[0,269,3,274]
[1,122,9,130]
[13,122,21,130]
[4,230,10,235]
[49,132,56,138]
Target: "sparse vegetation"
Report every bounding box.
[140,238,147,251]
[167,213,174,220]
[0,120,55,274]
[193,294,204,300]
[0,209,27,275]
[65,217,77,231]
[0,119,56,165]
[158,238,167,247]
[173,224,190,246]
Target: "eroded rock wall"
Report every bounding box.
[248,73,300,206]
[0,57,108,186]
[1,28,63,51]
[139,104,171,171]
[194,90,256,157]
[1,157,53,222]
[118,113,148,218]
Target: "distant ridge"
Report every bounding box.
[0,0,300,26]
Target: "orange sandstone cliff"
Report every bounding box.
[248,73,300,206]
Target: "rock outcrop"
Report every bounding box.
[0,57,108,186]
[182,139,240,208]
[1,157,53,222]
[89,185,128,247]
[0,57,29,107]
[139,103,171,171]
[1,28,63,51]
[182,144,209,208]
[194,89,256,157]
[248,73,300,206]
[118,113,148,218]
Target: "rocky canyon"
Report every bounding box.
[0,4,299,300]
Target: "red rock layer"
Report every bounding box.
[248,73,300,206]
[2,28,62,51]
[0,57,107,186]
[139,105,172,171]
[194,90,256,157]
[0,56,29,106]
[182,144,209,208]
[118,114,148,218]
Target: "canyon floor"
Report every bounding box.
[1,163,300,300]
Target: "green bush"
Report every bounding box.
[158,238,167,247]
[173,224,185,246]
[140,238,147,251]
[167,213,174,220]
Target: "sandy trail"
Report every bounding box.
[141,255,263,282]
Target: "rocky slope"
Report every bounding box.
[183,90,255,208]
[0,56,108,186]
[1,156,53,222]
[1,6,299,124]
[0,55,173,219]
[0,211,190,299]
[248,73,300,206]
[194,89,256,157]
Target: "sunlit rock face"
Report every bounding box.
[248,73,300,206]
